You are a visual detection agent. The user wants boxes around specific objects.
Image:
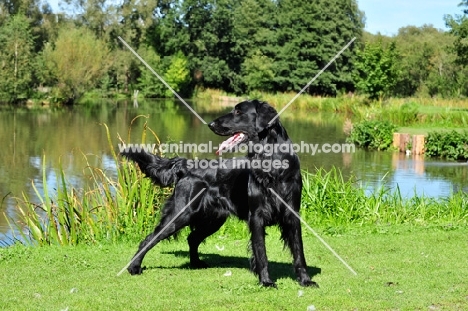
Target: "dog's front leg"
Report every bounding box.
[249,217,276,288]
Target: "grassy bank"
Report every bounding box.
[2,124,468,309]
[9,156,468,246]
[5,122,467,247]
[1,226,467,310]
[195,89,468,130]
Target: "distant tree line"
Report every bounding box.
[0,0,467,104]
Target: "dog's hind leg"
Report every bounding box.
[127,205,192,275]
[187,216,227,268]
[127,181,205,275]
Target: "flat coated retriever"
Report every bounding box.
[121,99,317,288]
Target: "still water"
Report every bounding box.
[1,99,467,240]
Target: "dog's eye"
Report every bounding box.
[233,109,242,115]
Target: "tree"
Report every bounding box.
[43,26,110,103]
[393,25,456,97]
[462,0,468,14]
[116,0,159,46]
[273,0,364,95]
[0,0,55,52]
[445,0,468,66]
[354,40,400,100]
[445,14,468,66]
[109,48,135,94]
[444,0,468,96]
[153,0,364,95]
[0,14,34,102]
[164,51,190,97]
[135,45,165,97]
[241,50,275,92]
[180,0,242,92]
[233,0,276,92]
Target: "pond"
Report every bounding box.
[1,99,467,242]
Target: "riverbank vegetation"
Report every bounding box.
[1,1,468,105]
[346,115,468,160]
[425,131,468,161]
[3,129,468,307]
[7,124,468,247]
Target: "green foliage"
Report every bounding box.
[241,50,275,92]
[346,120,397,150]
[152,0,363,95]
[425,130,468,161]
[398,101,420,124]
[442,1,468,97]
[446,14,468,66]
[354,40,400,100]
[42,26,110,103]
[301,168,468,227]
[3,0,468,102]
[135,48,190,98]
[0,14,34,102]
[378,101,420,126]
[136,45,165,98]
[273,0,364,95]
[171,0,243,93]
[163,51,190,97]
[10,123,167,245]
[393,26,457,97]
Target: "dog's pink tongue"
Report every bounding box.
[216,133,245,155]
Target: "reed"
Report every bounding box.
[301,168,468,228]
[9,122,168,246]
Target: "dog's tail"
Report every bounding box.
[121,151,188,187]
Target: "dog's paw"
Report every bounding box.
[190,259,209,269]
[300,279,319,288]
[261,280,278,288]
[127,265,145,275]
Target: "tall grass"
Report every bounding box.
[9,122,168,246]
[301,168,468,228]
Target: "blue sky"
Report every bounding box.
[47,0,464,36]
[358,0,463,35]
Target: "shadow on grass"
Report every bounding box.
[146,250,321,283]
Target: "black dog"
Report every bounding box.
[121,100,317,288]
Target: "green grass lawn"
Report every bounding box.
[1,225,467,310]
[397,127,467,136]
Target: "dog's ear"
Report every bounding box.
[255,100,278,132]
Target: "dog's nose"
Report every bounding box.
[208,121,216,129]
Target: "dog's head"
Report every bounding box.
[208,100,279,155]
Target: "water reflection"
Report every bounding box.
[0,100,467,239]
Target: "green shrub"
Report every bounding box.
[425,130,468,161]
[346,120,397,150]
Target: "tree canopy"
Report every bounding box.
[0,0,467,103]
